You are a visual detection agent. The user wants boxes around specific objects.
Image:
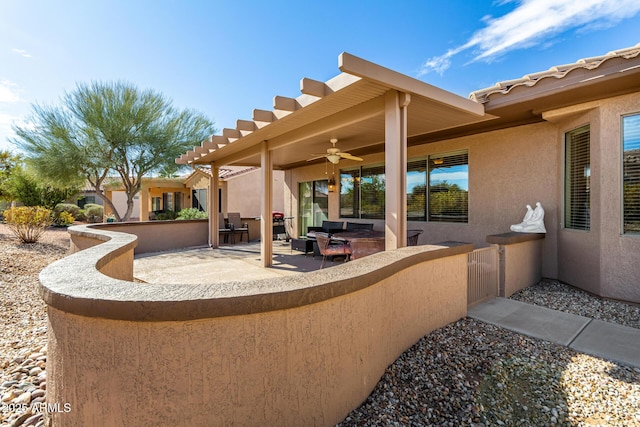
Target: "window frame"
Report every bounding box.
[427,150,469,224]
[563,124,591,231]
[622,113,640,235]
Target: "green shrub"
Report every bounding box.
[75,209,87,221]
[156,210,179,220]
[4,206,52,243]
[176,208,208,220]
[84,204,104,223]
[53,211,74,227]
[53,203,81,224]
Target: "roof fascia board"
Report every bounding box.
[338,52,485,117]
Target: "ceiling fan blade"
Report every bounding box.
[306,155,327,162]
[339,152,363,161]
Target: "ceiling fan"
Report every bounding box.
[307,138,363,164]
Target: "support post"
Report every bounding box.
[139,187,150,221]
[261,141,273,266]
[384,90,410,249]
[209,162,220,248]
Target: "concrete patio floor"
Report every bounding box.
[133,240,338,284]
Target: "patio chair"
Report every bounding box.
[315,232,351,268]
[345,222,374,231]
[407,229,424,246]
[349,238,385,260]
[227,212,249,242]
[219,215,232,243]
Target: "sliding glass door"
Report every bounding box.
[299,180,328,235]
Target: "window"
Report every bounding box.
[564,125,590,230]
[152,197,161,211]
[428,152,469,223]
[299,180,328,234]
[339,165,385,219]
[623,114,640,234]
[407,160,427,221]
[192,189,207,211]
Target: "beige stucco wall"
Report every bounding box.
[287,122,559,278]
[41,225,470,426]
[100,220,209,254]
[543,92,640,303]
[502,240,543,297]
[226,169,285,218]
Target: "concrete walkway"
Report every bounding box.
[468,297,640,369]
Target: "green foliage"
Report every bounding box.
[83,203,104,223]
[429,181,468,223]
[4,206,53,243]
[8,168,80,209]
[54,203,81,218]
[0,150,22,201]
[53,203,81,226]
[54,211,74,227]
[12,80,215,222]
[155,210,179,220]
[176,208,208,220]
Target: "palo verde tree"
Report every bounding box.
[12,81,215,221]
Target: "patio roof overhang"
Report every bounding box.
[176,52,495,169]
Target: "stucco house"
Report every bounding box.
[102,166,284,221]
[39,43,640,426]
[177,43,640,304]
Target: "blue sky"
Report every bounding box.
[1,0,640,154]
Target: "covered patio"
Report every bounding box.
[133,240,327,284]
[176,52,494,266]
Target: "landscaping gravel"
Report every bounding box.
[1,225,638,426]
[0,225,68,427]
[339,281,640,427]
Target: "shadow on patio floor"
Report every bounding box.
[133,240,346,284]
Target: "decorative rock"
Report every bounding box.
[28,367,42,377]
[14,391,31,405]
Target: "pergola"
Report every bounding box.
[176,52,494,266]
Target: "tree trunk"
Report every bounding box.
[93,186,122,222]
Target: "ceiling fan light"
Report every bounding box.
[327,154,341,164]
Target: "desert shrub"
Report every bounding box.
[53,211,74,227]
[53,203,81,223]
[84,204,104,223]
[4,206,52,243]
[176,208,208,220]
[75,209,87,221]
[156,210,179,220]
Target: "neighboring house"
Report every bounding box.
[102,167,284,221]
[178,44,640,304]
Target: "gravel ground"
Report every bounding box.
[0,224,69,427]
[339,281,640,427]
[1,225,639,426]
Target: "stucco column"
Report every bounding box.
[103,190,113,220]
[139,187,150,221]
[384,90,410,249]
[209,162,220,248]
[261,141,273,267]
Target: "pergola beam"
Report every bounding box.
[339,52,485,116]
[300,77,333,97]
[267,95,384,151]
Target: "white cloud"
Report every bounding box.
[419,0,640,76]
[0,80,21,103]
[12,48,32,58]
[0,112,19,151]
[430,171,468,182]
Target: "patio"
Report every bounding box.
[134,240,330,284]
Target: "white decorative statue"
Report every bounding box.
[510,202,546,233]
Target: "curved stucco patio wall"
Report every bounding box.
[40,224,471,426]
